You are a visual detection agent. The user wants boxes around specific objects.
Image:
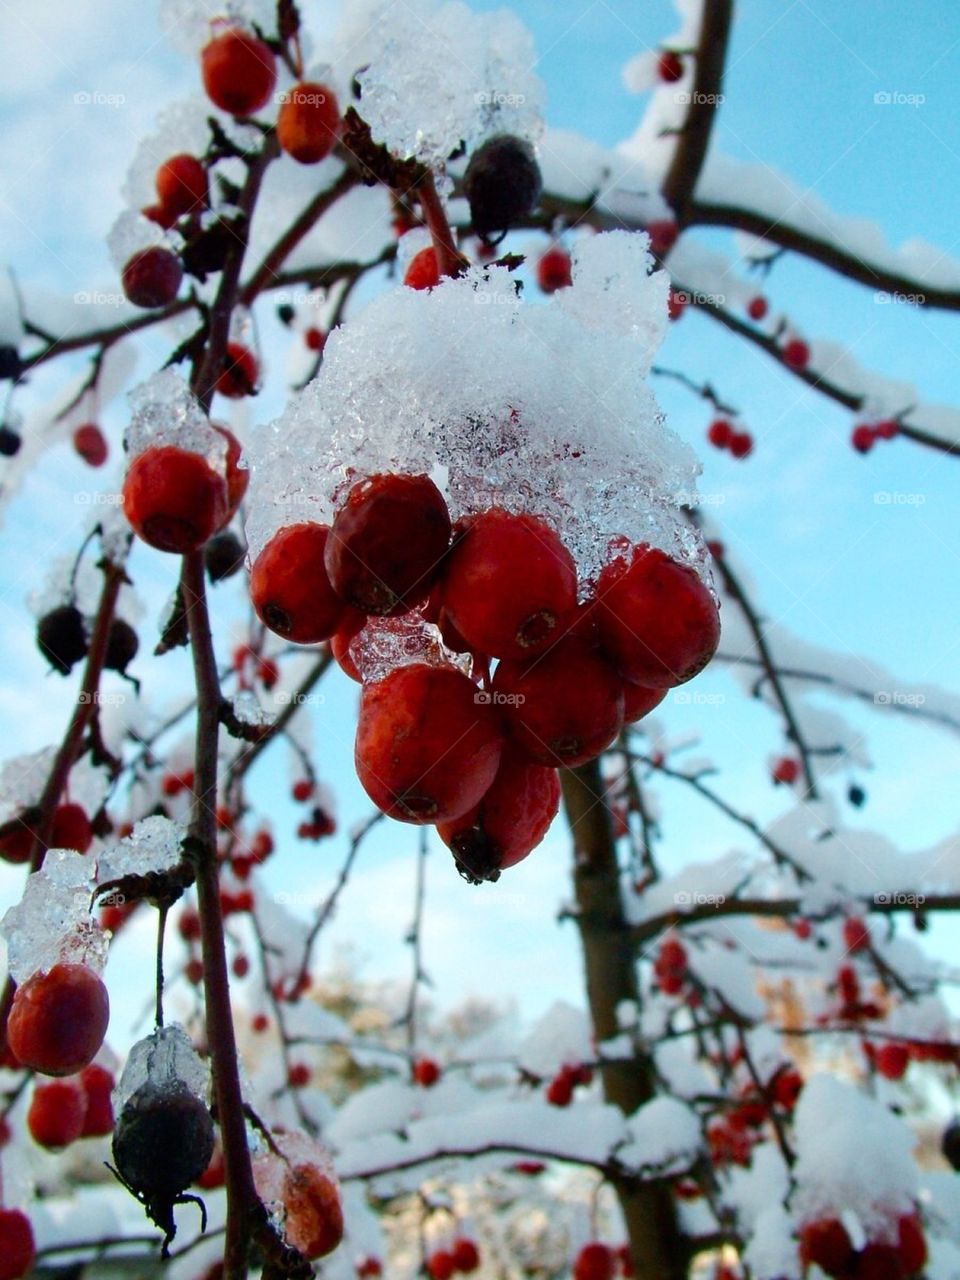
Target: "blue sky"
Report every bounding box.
[0,0,958,1042]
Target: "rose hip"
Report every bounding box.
[123,446,228,553]
[251,523,346,643]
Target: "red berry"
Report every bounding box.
[657,50,684,82]
[654,937,687,995]
[537,246,572,293]
[0,819,33,864]
[437,743,560,881]
[331,613,366,682]
[185,958,204,985]
[73,422,108,467]
[771,757,799,785]
[292,779,314,803]
[427,1251,455,1280]
[196,1145,226,1189]
[747,296,768,321]
[798,1218,855,1276]
[28,1077,88,1149]
[729,430,753,459]
[837,964,860,1007]
[357,664,503,822]
[327,473,451,615]
[782,338,810,370]
[622,682,666,724]
[440,508,577,659]
[546,1071,574,1107]
[122,247,182,309]
[155,154,208,219]
[855,1244,905,1280]
[404,247,441,290]
[277,81,341,164]
[357,1257,383,1278]
[875,1041,910,1081]
[8,964,109,1076]
[851,424,876,454]
[897,1213,927,1275]
[251,523,346,643]
[252,1012,270,1034]
[667,289,687,320]
[771,1066,803,1110]
[142,201,179,230]
[452,1239,481,1273]
[493,637,624,767]
[214,342,258,398]
[574,1243,616,1280]
[282,1162,344,1259]
[875,419,899,440]
[843,916,870,953]
[79,1063,115,1137]
[514,1160,545,1174]
[201,28,277,117]
[211,422,249,515]
[647,220,678,257]
[594,544,720,688]
[707,418,733,449]
[232,954,250,979]
[178,908,201,942]
[413,1057,441,1087]
[288,1062,312,1088]
[0,1208,35,1280]
[305,327,327,352]
[123,445,228,553]
[50,802,93,854]
[793,917,812,940]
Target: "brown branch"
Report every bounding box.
[416,172,467,279]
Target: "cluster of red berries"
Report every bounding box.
[122,421,248,555]
[830,963,884,1024]
[0,800,93,865]
[27,1063,114,1149]
[544,1060,593,1106]
[426,1238,482,1280]
[706,1068,803,1168]
[653,936,689,996]
[292,779,336,841]
[706,417,753,459]
[258,480,717,880]
[798,1211,926,1280]
[851,419,898,454]
[573,1241,633,1280]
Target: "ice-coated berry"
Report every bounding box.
[356,663,503,823]
[281,1161,344,1259]
[79,1062,116,1137]
[8,963,110,1076]
[251,523,346,643]
[123,446,228,553]
[50,802,93,853]
[326,473,451,615]
[205,530,245,583]
[463,134,542,239]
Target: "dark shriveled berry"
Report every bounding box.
[0,424,21,456]
[37,604,88,675]
[204,530,245,583]
[105,618,139,674]
[463,135,542,240]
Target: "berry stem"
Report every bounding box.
[416,174,464,280]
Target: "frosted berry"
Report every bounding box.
[622,682,666,724]
[427,1251,456,1280]
[204,530,245,583]
[657,50,684,82]
[213,342,258,398]
[8,963,110,1076]
[440,508,577,658]
[122,247,182,309]
[413,1056,441,1087]
[851,424,876,454]
[105,618,139,673]
[404,247,441,290]
[357,664,503,823]
[50,802,93,853]
[281,1161,344,1259]
[123,446,228,553]
[79,1063,115,1137]
[875,1041,909,1081]
[327,473,451,615]
[277,81,341,163]
[357,1257,383,1278]
[73,422,108,467]
[747,296,768,321]
[771,757,799,785]
[27,1077,88,1148]
[37,603,87,674]
[493,638,624,767]
[594,544,720,688]
[0,1209,35,1280]
[155,154,208,219]
[463,134,542,239]
[537,246,572,293]
[452,1239,481,1273]
[729,430,753,459]
[0,818,33,864]
[707,418,733,449]
[437,743,560,882]
[251,523,346,643]
[798,1219,854,1277]
[782,338,810,370]
[201,28,277,117]
[574,1243,616,1280]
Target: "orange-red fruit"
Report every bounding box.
[492,637,624,767]
[437,744,559,882]
[251,523,346,644]
[404,247,441,290]
[282,1162,344,1259]
[855,1244,905,1280]
[155,154,208,218]
[574,1243,617,1280]
[771,756,799,785]
[357,1257,383,1278]
[875,1042,909,1080]
[356,664,502,823]
[897,1213,927,1275]
[798,1219,855,1278]
[452,1239,481,1273]
[73,422,108,467]
[537,246,572,293]
[327,473,451,615]
[413,1056,441,1087]
[0,1208,35,1280]
[594,544,720,688]
[440,507,577,659]
[843,916,870,953]
[79,1063,115,1136]
[622,682,666,724]
[28,1077,88,1148]
[8,964,110,1076]
[783,338,810,370]
[214,342,258,398]
[277,81,341,163]
[201,28,277,117]
[50,802,93,853]
[122,247,182,309]
[546,1071,574,1107]
[657,50,684,82]
[211,423,249,515]
[123,445,228,553]
[427,1252,455,1280]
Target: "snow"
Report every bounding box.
[96,814,186,884]
[124,368,227,469]
[0,745,57,826]
[517,1000,592,1077]
[0,850,106,980]
[618,1096,701,1174]
[743,1204,802,1280]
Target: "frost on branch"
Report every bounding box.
[1,850,106,981]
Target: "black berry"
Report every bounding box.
[204,530,245,583]
[463,134,542,240]
[105,619,139,674]
[0,424,22,456]
[37,604,88,675]
[942,1119,960,1171]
